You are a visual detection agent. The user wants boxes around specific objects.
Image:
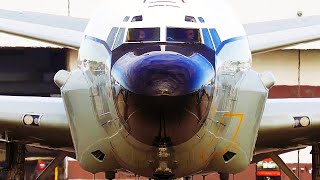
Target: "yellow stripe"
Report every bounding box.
[55,166,59,180]
[199,106,220,163]
[199,110,230,163]
[211,113,244,159]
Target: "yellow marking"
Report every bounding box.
[230,142,240,152]
[55,166,59,180]
[199,109,227,163]
[200,151,205,163]
[210,113,244,159]
[199,106,219,163]
[207,112,227,145]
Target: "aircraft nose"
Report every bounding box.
[111,52,215,96]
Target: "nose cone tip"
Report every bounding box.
[112,52,215,96]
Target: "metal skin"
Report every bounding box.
[3,0,320,178]
[59,0,268,178]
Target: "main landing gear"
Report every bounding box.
[7,143,26,180]
[261,146,320,180]
[0,142,69,180]
[311,144,320,180]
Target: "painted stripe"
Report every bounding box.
[216,36,246,55]
[202,28,214,50]
[198,17,205,23]
[84,35,111,54]
[209,28,221,49]
[123,16,130,22]
[85,34,245,61]
[211,113,244,159]
[200,107,224,164]
[200,112,244,163]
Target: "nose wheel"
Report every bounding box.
[105,171,116,180]
[218,172,229,180]
[152,173,174,180]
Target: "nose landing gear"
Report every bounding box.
[218,172,229,180]
[105,170,116,180]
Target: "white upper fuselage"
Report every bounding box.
[67,0,261,178]
[83,0,247,51]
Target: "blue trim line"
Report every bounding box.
[216,36,246,55]
[84,35,111,53]
[202,29,214,50]
[209,29,221,49]
[123,16,130,22]
[198,17,205,23]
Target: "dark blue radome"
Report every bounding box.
[111,51,215,96]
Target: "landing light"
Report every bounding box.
[300,117,310,127]
[22,114,41,126]
[23,115,33,125]
[293,116,311,128]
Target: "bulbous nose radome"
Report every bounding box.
[111,52,215,96]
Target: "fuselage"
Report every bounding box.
[58,0,269,178]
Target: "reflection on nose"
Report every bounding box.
[111,51,215,96]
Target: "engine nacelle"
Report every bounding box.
[204,70,268,173]
[59,68,120,173]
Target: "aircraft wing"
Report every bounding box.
[0,9,88,49]
[0,95,73,151]
[255,98,320,155]
[244,16,320,54]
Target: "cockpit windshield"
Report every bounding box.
[167,28,201,43]
[126,28,160,42]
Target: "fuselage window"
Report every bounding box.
[126,28,160,42]
[166,28,201,43]
[106,27,119,48]
[113,28,126,49]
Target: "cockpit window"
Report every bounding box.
[131,15,143,22]
[166,28,201,43]
[126,28,160,42]
[185,16,196,22]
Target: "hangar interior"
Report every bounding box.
[0,48,67,96]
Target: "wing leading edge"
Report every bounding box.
[0,9,88,49]
[1,9,320,52]
[244,16,320,54]
[256,98,320,155]
[0,95,72,150]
